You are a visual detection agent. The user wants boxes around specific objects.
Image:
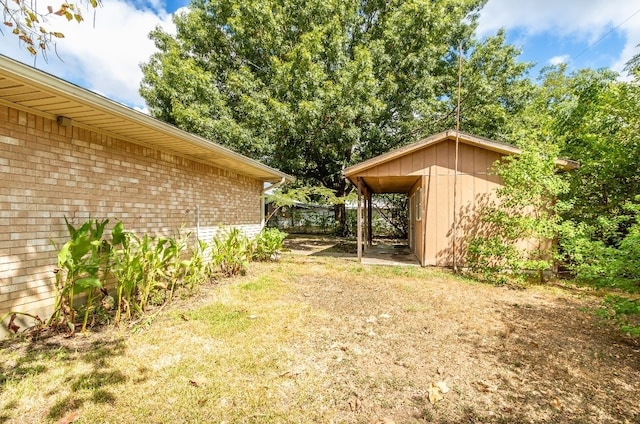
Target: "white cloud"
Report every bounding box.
[548,55,570,66]
[477,0,640,72]
[0,0,180,108]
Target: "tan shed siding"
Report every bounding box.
[423,141,504,266]
[0,105,262,334]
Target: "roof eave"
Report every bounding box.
[0,55,294,184]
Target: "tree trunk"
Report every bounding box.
[334,203,348,237]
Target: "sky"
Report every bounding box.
[1,0,639,111]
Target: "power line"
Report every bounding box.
[574,7,640,60]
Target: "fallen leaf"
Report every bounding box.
[427,383,443,404]
[475,380,497,393]
[56,411,80,424]
[436,381,450,394]
[550,397,562,410]
[7,314,20,334]
[369,418,396,424]
[179,313,189,321]
[349,395,362,412]
[189,376,207,387]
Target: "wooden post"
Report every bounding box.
[357,177,363,262]
[367,194,373,248]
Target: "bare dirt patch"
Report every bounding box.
[1,235,638,423]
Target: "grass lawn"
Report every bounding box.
[1,237,639,423]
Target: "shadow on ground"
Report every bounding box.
[0,331,132,422]
[470,296,640,423]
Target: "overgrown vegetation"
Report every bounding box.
[2,220,287,336]
[466,145,568,284]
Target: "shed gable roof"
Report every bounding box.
[343,130,578,193]
[0,54,293,183]
[344,130,578,181]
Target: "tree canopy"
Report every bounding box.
[140,0,533,200]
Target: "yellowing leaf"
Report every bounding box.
[51,32,65,38]
[27,46,37,55]
[427,382,443,404]
[74,13,83,23]
[550,397,562,410]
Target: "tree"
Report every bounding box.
[1,0,100,57]
[624,43,640,77]
[140,0,533,234]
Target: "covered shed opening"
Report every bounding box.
[349,175,421,265]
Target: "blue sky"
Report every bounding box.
[1,0,638,111]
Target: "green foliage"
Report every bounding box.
[50,219,218,331]
[561,202,640,293]
[140,0,533,214]
[466,236,520,284]
[49,217,112,333]
[466,144,568,283]
[598,296,640,338]
[252,228,287,262]
[210,228,251,277]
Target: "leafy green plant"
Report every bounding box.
[252,228,287,261]
[465,144,568,283]
[49,217,112,333]
[466,236,520,284]
[210,228,251,277]
[597,296,640,337]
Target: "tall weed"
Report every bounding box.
[252,228,287,261]
[210,228,251,277]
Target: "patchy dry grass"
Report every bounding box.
[1,236,639,423]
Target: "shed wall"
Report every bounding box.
[0,105,263,335]
[421,141,503,266]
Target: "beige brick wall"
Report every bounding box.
[0,105,264,335]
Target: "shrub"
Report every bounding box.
[252,228,287,261]
[210,228,251,277]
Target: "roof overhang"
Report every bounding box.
[0,54,294,184]
[343,130,579,193]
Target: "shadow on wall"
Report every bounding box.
[436,192,499,267]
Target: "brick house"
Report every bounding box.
[0,55,293,336]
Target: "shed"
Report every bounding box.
[0,55,293,336]
[343,130,578,267]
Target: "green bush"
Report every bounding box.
[210,228,251,277]
[252,228,287,261]
[48,219,213,331]
[466,236,522,284]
